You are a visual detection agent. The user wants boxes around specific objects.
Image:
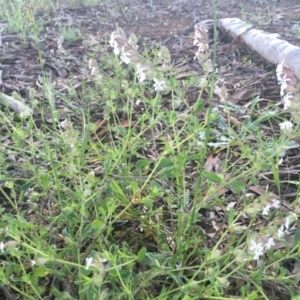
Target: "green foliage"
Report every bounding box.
[0,0,299,298]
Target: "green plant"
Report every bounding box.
[58,25,82,43]
[0,0,300,299]
[292,24,300,39]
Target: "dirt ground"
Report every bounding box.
[1,0,299,123]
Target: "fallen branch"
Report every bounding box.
[197,18,300,123]
[0,93,32,118]
[217,18,300,80]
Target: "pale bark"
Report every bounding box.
[217,18,300,80]
[0,93,32,117]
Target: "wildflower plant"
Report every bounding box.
[194,21,229,106]
[279,120,293,136]
[109,27,169,93]
[276,62,300,123]
[2,1,300,299]
[248,236,276,261]
[194,24,212,72]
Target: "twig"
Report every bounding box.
[115,0,128,24]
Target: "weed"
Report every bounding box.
[0,0,299,299]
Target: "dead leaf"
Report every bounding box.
[204,154,222,173]
[231,88,261,101]
[248,185,267,195]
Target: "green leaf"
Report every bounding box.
[20,182,32,192]
[294,230,300,247]
[92,219,102,230]
[50,286,73,299]
[112,180,128,202]
[194,98,204,113]
[228,208,235,225]
[226,180,246,195]
[136,159,150,169]
[140,252,171,267]
[40,174,49,191]
[204,172,222,183]
[156,158,174,170]
[32,265,50,278]
[137,247,147,262]
[5,262,17,278]
[250,262,265,284]
[156,158,179,178]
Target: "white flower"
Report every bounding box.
[265,237,275,250]
[24,187,34,197]
[20,111,29,118]
[276,62,283,83]
[136,63,147,82]
[0,242,4,253]
[153,78,168,92]
[113,43,120,55]
[253,248,264,261]
[193,25,208,49]
[283,93,293,110]
[193,32,201,46]
[279,121,293,135]
[285,216,291,229]
[109,31,116,47]
[285,212,298,231]
[278,226,285,238]
[271,199,280,209]
[262,204,271,215]
[291,212,298,220]
[120,47,131,64]
[262,199,280,215]
[59,119,70,129]
[31,260,36,266]
[280,75,291,96]
[109,31,121,55]
[85,257,93,270]
[249,239,264,261]
[277,213,298,238]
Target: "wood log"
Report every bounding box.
[0,93,32,118]
[216,18,300,80]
